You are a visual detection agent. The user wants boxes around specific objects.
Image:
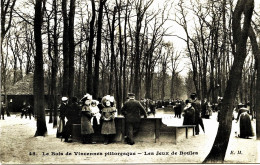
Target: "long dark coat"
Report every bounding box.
[63,102,81,138]
[121,99,147,123]
[191,99,201,123]
[70,102,81,124]
[183,105,195,125]
[237,108,254,138]
[81,105,94,135]
[101,107,116,135]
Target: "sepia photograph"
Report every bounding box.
[1,0,260,164]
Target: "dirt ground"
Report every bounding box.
[0,112,259,164]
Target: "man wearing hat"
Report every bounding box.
[190,93,204,135]
[63,97,81,143]
[121,93,147,145]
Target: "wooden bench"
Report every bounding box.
[159,124,195,144]
[71,116,195,144]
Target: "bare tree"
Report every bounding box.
[34,0,47,136]
[1,0,17,104]
[61,0,69,97]
[133,0,154,100]
[86,0,95,95]
[248,27,260,140]
[203,0,254,162]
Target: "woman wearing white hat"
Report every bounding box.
[100,95,117,145]
[56,97,68,139]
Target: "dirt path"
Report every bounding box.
[0,112,259,164]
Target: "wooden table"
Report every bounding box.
[71,116,195,144]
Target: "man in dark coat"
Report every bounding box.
[121,93,147,145]
[21,101,28,119]
[182,100,195,125]
[63,97,81,143]
[1,101,6,120]
[190,93,204,134]
[174,100,182,118]
[27,103,34,120]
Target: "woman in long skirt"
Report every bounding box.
[236,106,254,138]
[81,94,94,144]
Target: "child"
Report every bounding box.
[81,94,95,144]
[90,101,101,126]
[101,95,117,145]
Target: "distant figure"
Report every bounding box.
[201,98,207,118]
[174,100,182,118]
[217,97,223,122]
[101,95,117,145]
[27,103,34,120]
[182,100,195,125]
[121,93,147,145]
[204,102,212,119]
[149,100,156,116]
[21,102,28,119]
[80,94,95,144]
[236,104,254,139]
[1,101,6,120]
[6,99,12,116]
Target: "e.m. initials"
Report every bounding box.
[230,150,242,155]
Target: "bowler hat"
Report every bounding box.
[190,93,197,99]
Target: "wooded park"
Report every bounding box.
[1,0,260,163]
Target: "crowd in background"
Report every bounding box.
[0,92,254,142]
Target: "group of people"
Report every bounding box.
[182,93,254,139]
[20,102,34,119]
[140,98,156,116]
[57,93,147,145]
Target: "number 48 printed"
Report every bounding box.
[29,152,36,156]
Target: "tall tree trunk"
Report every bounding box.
[248,27,260,140]
[86,0,95,95]
[68,0,76,98]
[203,0,254,162]
[133,13,142,100]
[34,0,47,136]
[47,15,53,124]
[122,0,129,104]
[52,0,58,128]
[105,5,116,95]
[117,0,123,111]
[93,0,107,99]
[62,0,69,97]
